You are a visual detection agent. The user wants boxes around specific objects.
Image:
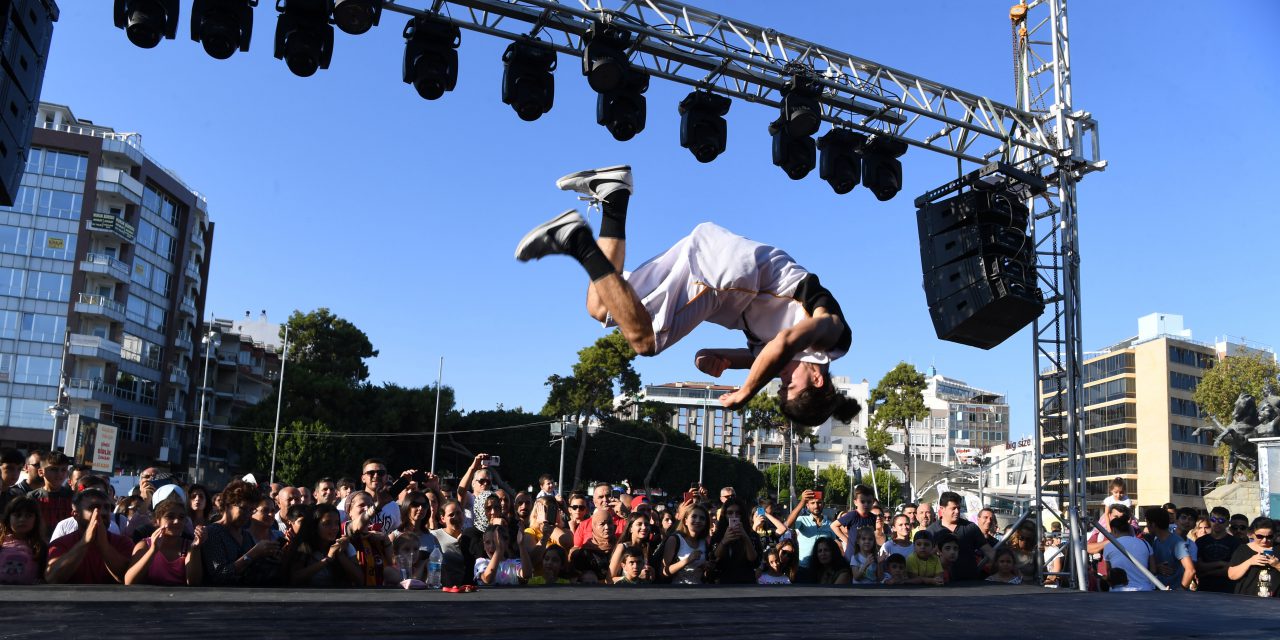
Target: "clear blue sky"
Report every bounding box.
[42,2,1278,438]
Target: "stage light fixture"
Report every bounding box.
[780,77,822,137]
[861,135,908,201]
[274,0,334,77]
[581,23,631,93]
[333,0,381,36]
[502,39,556,122]
[191,0,255,60]
[678,91,731,163]
[597,69,648,141]
[402,15,461,100]
[817,128,866,194]
[769,117,815,180]
[114,0,179,49]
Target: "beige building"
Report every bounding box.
[1041,313,1272,513]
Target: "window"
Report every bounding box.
[1085,428,1137,452]
[1083,402,1137,429]
[5,186,36,213]
[20,313,64,343]
[1083,353,1135,383]
[30,230,75,259]
[1171,423,1214,446]
[41,150,88,180]
[1170,371,1200,392]
[13,355,58,385]
[1083,378,1136,405]
[1169,346,1214,369]
[135,220,157,252]
[1172,476,1211,496]
[0,267,22,296]
[155,230,175,262]
[1170,397,1201,418]
[35,189,82,219]
[0,310,18,339]
[0,225,31,254]
[115,372,157,405]
[147,303,167,333]
[1172,450,1220,472]
[126,294,147,323]
[132,257,152,286]
[150,267,171,297]
[8,398,52,429]
[25,148,42,174]
[24,270,70,301]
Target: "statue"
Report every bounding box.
[1193,389,1280,479]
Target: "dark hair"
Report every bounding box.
[73,488,108,509]
[38,450,69,467]
[992,547,1016,567]
[853,484,874,498]
[933,531,959,550]
[76,474,108,493]
[620,545,644,564]
[1175,506,1197,521]
[187,484,213,521]
[0,447,23,465]
[538,474,555,486]
[885,553,906,568]
[314,477,335,489]
[152,498,187,526]
[912,530,933,543]
[0,496,46,573]
[1145,507,1170,530]
[336,477,357,491]
[219,480,260,510]
[360,458,387,471]
[903,502,918,510]
[286,503,310,523]
[809,536,851,581]
[938,491,962,509]
[779,377,862,427]
[400,490,428,532]
[1231,513,1249,523]
[1250,517,1275,532]
[1210,506,1230,518]
[1110,516,1132,535]
[1109,477,1126,490]
[1161,502,1177,511]
[711,498,748,547]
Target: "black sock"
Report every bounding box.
[566,225,615,282]
[599,190,630,240]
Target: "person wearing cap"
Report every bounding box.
[46,488,134,584]
[127,484,191,544]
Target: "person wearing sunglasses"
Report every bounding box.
[1229,514,1251,543]
[357,459,402,533]
[1226,517,1279,597]
[1195,506,1242,593]
[564,493,589,534]
[457,453,501,530]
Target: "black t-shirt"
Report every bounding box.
[742,273,852,356]
[1229,544,1279,596]
[927,519,989,581]
[1196,534,1241,593]
[708,529,762,584]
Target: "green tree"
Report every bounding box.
[817,465,851,508]
[762,463,815,506]
[541,331,642,489]
[284,307,378,384]
[1193,353,1280,478]
[868,362,929,495]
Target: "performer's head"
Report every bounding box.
[778,361,861,427]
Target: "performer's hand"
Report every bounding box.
[719,388,749,411]
[695,351,731,377]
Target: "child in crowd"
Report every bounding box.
[934,531,959,584]
[0,497,44,585]
[880,514,915,561]
[882,554,907,585]
[986,548,1022,584]
[1103,477,1132,511]
[475,526,529,586]
[757,547,791,585]
[392,532,423,582]
[613,547,652,584]
[849,526,880,585]
[906,530,944,586]
[528,545,570,585]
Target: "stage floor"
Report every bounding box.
[3,583,1274,638]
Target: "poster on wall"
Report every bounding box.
[91,424,119,474]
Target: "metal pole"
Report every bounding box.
[698,386,708,484]
[788,421,796,510]
[868,456,879,501]
[195,331,214,482]
[557,423,567,499]
[51,328,69,450]
[269,326,289,485]
[430,357,443,474]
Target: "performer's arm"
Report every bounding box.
[718,310,843,410]
[694,349,755,376]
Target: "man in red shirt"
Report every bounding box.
[46,488,132,584]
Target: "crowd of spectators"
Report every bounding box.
[1,448,1276,596]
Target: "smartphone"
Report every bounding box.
[682,490,696,502]
[690,482,700,490]
[481,456,501,468]
[812,490,824,502]
[755,507,766,517]
[1265,549,1275,558]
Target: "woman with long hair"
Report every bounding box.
[662,504,710,584]
[186,484,212,527]
[1007,522,1042,584]
[0,496,46,584]
[522,496,572,572]
[709,498,760,584]
[124,499,204,586]
[609,511,656,581]
[395,490,439,557]
[203,480,280,586]
[804,536,851,584]
[286,503,362,587]
[1227,517,1279,596]
[431,499,476,591]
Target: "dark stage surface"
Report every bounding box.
[1,582,1275,639]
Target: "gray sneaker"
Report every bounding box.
[555,164,633,201]
[515,209,588,262]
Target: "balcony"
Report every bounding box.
[79,253,131,283]
[165,403,187,422]
[184,261,201,283]
[95,167,144,206]
[159,437,183,464]
[66,377,116,404]
[179,296,196,318]
[87,210,136,243]
[174,334,193,353]
[68,333,122,363]
[169,366,189,387]
[74,292,126,323]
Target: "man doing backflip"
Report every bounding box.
[516,165,859,426]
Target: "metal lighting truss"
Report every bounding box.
[374,0,1105,588]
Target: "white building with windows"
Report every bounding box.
[886,369,1011,468]
[0,103,213,472]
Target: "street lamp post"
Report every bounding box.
[551,420,576,498]
[698,385,711,485]
[195,328,220,482]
